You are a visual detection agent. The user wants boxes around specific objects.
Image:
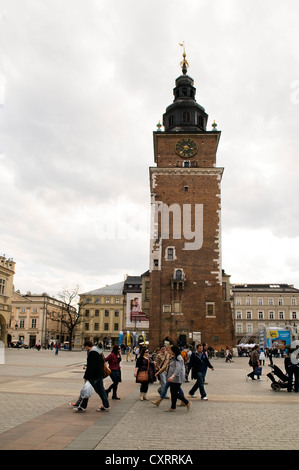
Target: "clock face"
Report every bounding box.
[175,138,198,158]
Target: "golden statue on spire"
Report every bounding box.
[179,41,189,75]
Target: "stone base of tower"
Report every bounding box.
[148,274,235,351]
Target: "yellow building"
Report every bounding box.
[76,281,125,350]
[0,255,16,346]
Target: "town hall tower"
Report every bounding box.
[149,48,235,349]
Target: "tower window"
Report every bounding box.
[183,111,190,123]
[184,186,189,192]
[197,114,204,127]
[183,161,190,168]
[206,302,215,317]
[176,269,183,281]
[165,247,176,261]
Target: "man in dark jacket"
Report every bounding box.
[188,344,214,400]
[246,345,260,381]
[74,340,109,411]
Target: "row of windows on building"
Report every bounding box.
[84,322,119,332]
[163,301,215,316]
[14,318,38,328]
[168,113,205,128]
[84,309,120,317]
[235,324,288,335]
[236,311,298,320]
[235,297,297,306]
[85,298,121,304]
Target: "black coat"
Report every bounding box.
[84,350,104,381]
[189,351,213,378]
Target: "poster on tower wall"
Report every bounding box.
[125,293,149,328]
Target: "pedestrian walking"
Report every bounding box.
[105,345,122,400]
[189,344,214,400]
[259,347,266,366]
[181,344,192,382]
[54,340,59,355]
[202,343,211,383]
[165,345,191,412]
[266,348,273,365]
[152,348,172,405]
[126,345,133,362]
[285,349,299,393]
[225,346,233,363]
[154,345,170,397]
[134,345,140,362]
[246,345,260,381]
[134,346,156,401]
[72,341,109,412]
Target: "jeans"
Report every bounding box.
[159,372,168,396]
[106,370,121,398]
[161,380,183,399]
[78,377,109,409]
[190,371,206,398]
[169,382,189,409]
[287,364,299,392]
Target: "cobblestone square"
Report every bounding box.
[0,349,298,451]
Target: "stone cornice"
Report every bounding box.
[149,167,224,176]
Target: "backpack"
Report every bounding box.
[181,349,189,363]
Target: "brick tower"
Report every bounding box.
[148,48,235,350]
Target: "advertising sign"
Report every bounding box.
[266,328,291,348]
[125,293,149,328]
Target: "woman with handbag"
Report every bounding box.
[134,346,155,401]
[105,345,122,400]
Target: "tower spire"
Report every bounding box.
[162,43,208,132]
[179,42,189,75]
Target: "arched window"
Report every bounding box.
[176,269,183,281]
[183,112,190,123]
[197,114,204,128]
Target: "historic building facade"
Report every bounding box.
[77,281,125,349]
[0,255,16,346]
[10,292,71,348]
[232,283,299,344]
[148,50,235,349]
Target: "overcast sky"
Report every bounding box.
[1,0,299,297]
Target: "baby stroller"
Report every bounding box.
[267,364,292,391]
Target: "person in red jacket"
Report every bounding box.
[105,345,122,400]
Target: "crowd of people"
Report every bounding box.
[69,340,217,413]
[69,339,298,413]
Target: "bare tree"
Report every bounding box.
[48,285,87,351]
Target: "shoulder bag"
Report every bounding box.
[136,358,149,383]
